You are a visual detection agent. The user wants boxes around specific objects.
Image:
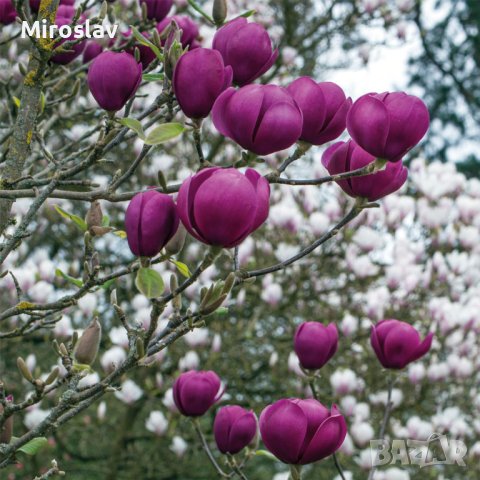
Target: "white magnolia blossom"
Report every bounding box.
[101,346,127,372]
[114,380,143,405]
[145,411,169,436]
[24,408,51,430]
[170,436,188,458]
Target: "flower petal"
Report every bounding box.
[347,94,390,158]
[260,400,307,464]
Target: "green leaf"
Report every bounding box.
[187,0,214,23]
[39,92,46,113]
[144,123,185,145]
[100,278,116,290]
[16,437,48,456]
[171,259,191,278]
[53,205,87,231]
[215,307,229,316]
[143,73,164,82]
[12,96,21,108]
[130,26,164,61]
[101,215,110,227]
[119,118,145,139]
[255,449,278,461]
[135,268,165,298]
[130,26,153,47]
[55,268,83,288]
[232,9,256,20]
[113,230,127,239]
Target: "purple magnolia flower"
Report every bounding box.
[50,17,87,65]
[287,77,352,145]
[88,51,142,111]
[371,319,434,369]
[173,48,232,119]
[294,322,338,370]
[177,167,270,248]
[173,370,223,417]
[156,15,200,49]
[321,140,408,202]
[56,5,81,19]
[212,84,303,155]
[347,91,430,161]
[212,18,278,86]
[125,190,179,258]
[214,406,258,454]
[260,399,347,465]
[0,0,16,24]
[139,0,172,21]
[82,42,103,64]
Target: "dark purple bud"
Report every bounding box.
[125,190,179,257]
[214,406,257,454]
[294,322,338,370]
[139,0,172,21]
[173,370,223,417]
[56,5,76,19]
[371,319,433,369]
[82,41,103,64]
[212,84,303,155]
[0,0,16,25]
[120,30,157,70]
[88,51,142,111]
[177,167,270,248]
[156,15,200,48]
[321,140,408,202]
[259,399,347,465]
[287,77,352,145]
[173,48,232,119]
[50,17,87,65]
[346,91,430,161]
[212,18,278,86]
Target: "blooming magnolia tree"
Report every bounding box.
[0,0,478,479]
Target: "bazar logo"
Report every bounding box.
[370,434,468,468]
[21,19,118,39]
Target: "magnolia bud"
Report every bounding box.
[85,201,103,233]
[165,40,183,80]
[17,357,34,383]
[44,367,60,386]
[74,317,102,365]
[0,399,13,444]
[165,223,187,255]
[212,0,227,25]
[99,1,108,19]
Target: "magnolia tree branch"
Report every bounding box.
[240,199,370,280]
[0,0,60,236]
[0,158,386,202]
[32,460,65,479]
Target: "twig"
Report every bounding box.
[192,419,230,478]
[33,460,65,479]
[193,123,205,163]
[239,199,368,280]
[367,375,394,480]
